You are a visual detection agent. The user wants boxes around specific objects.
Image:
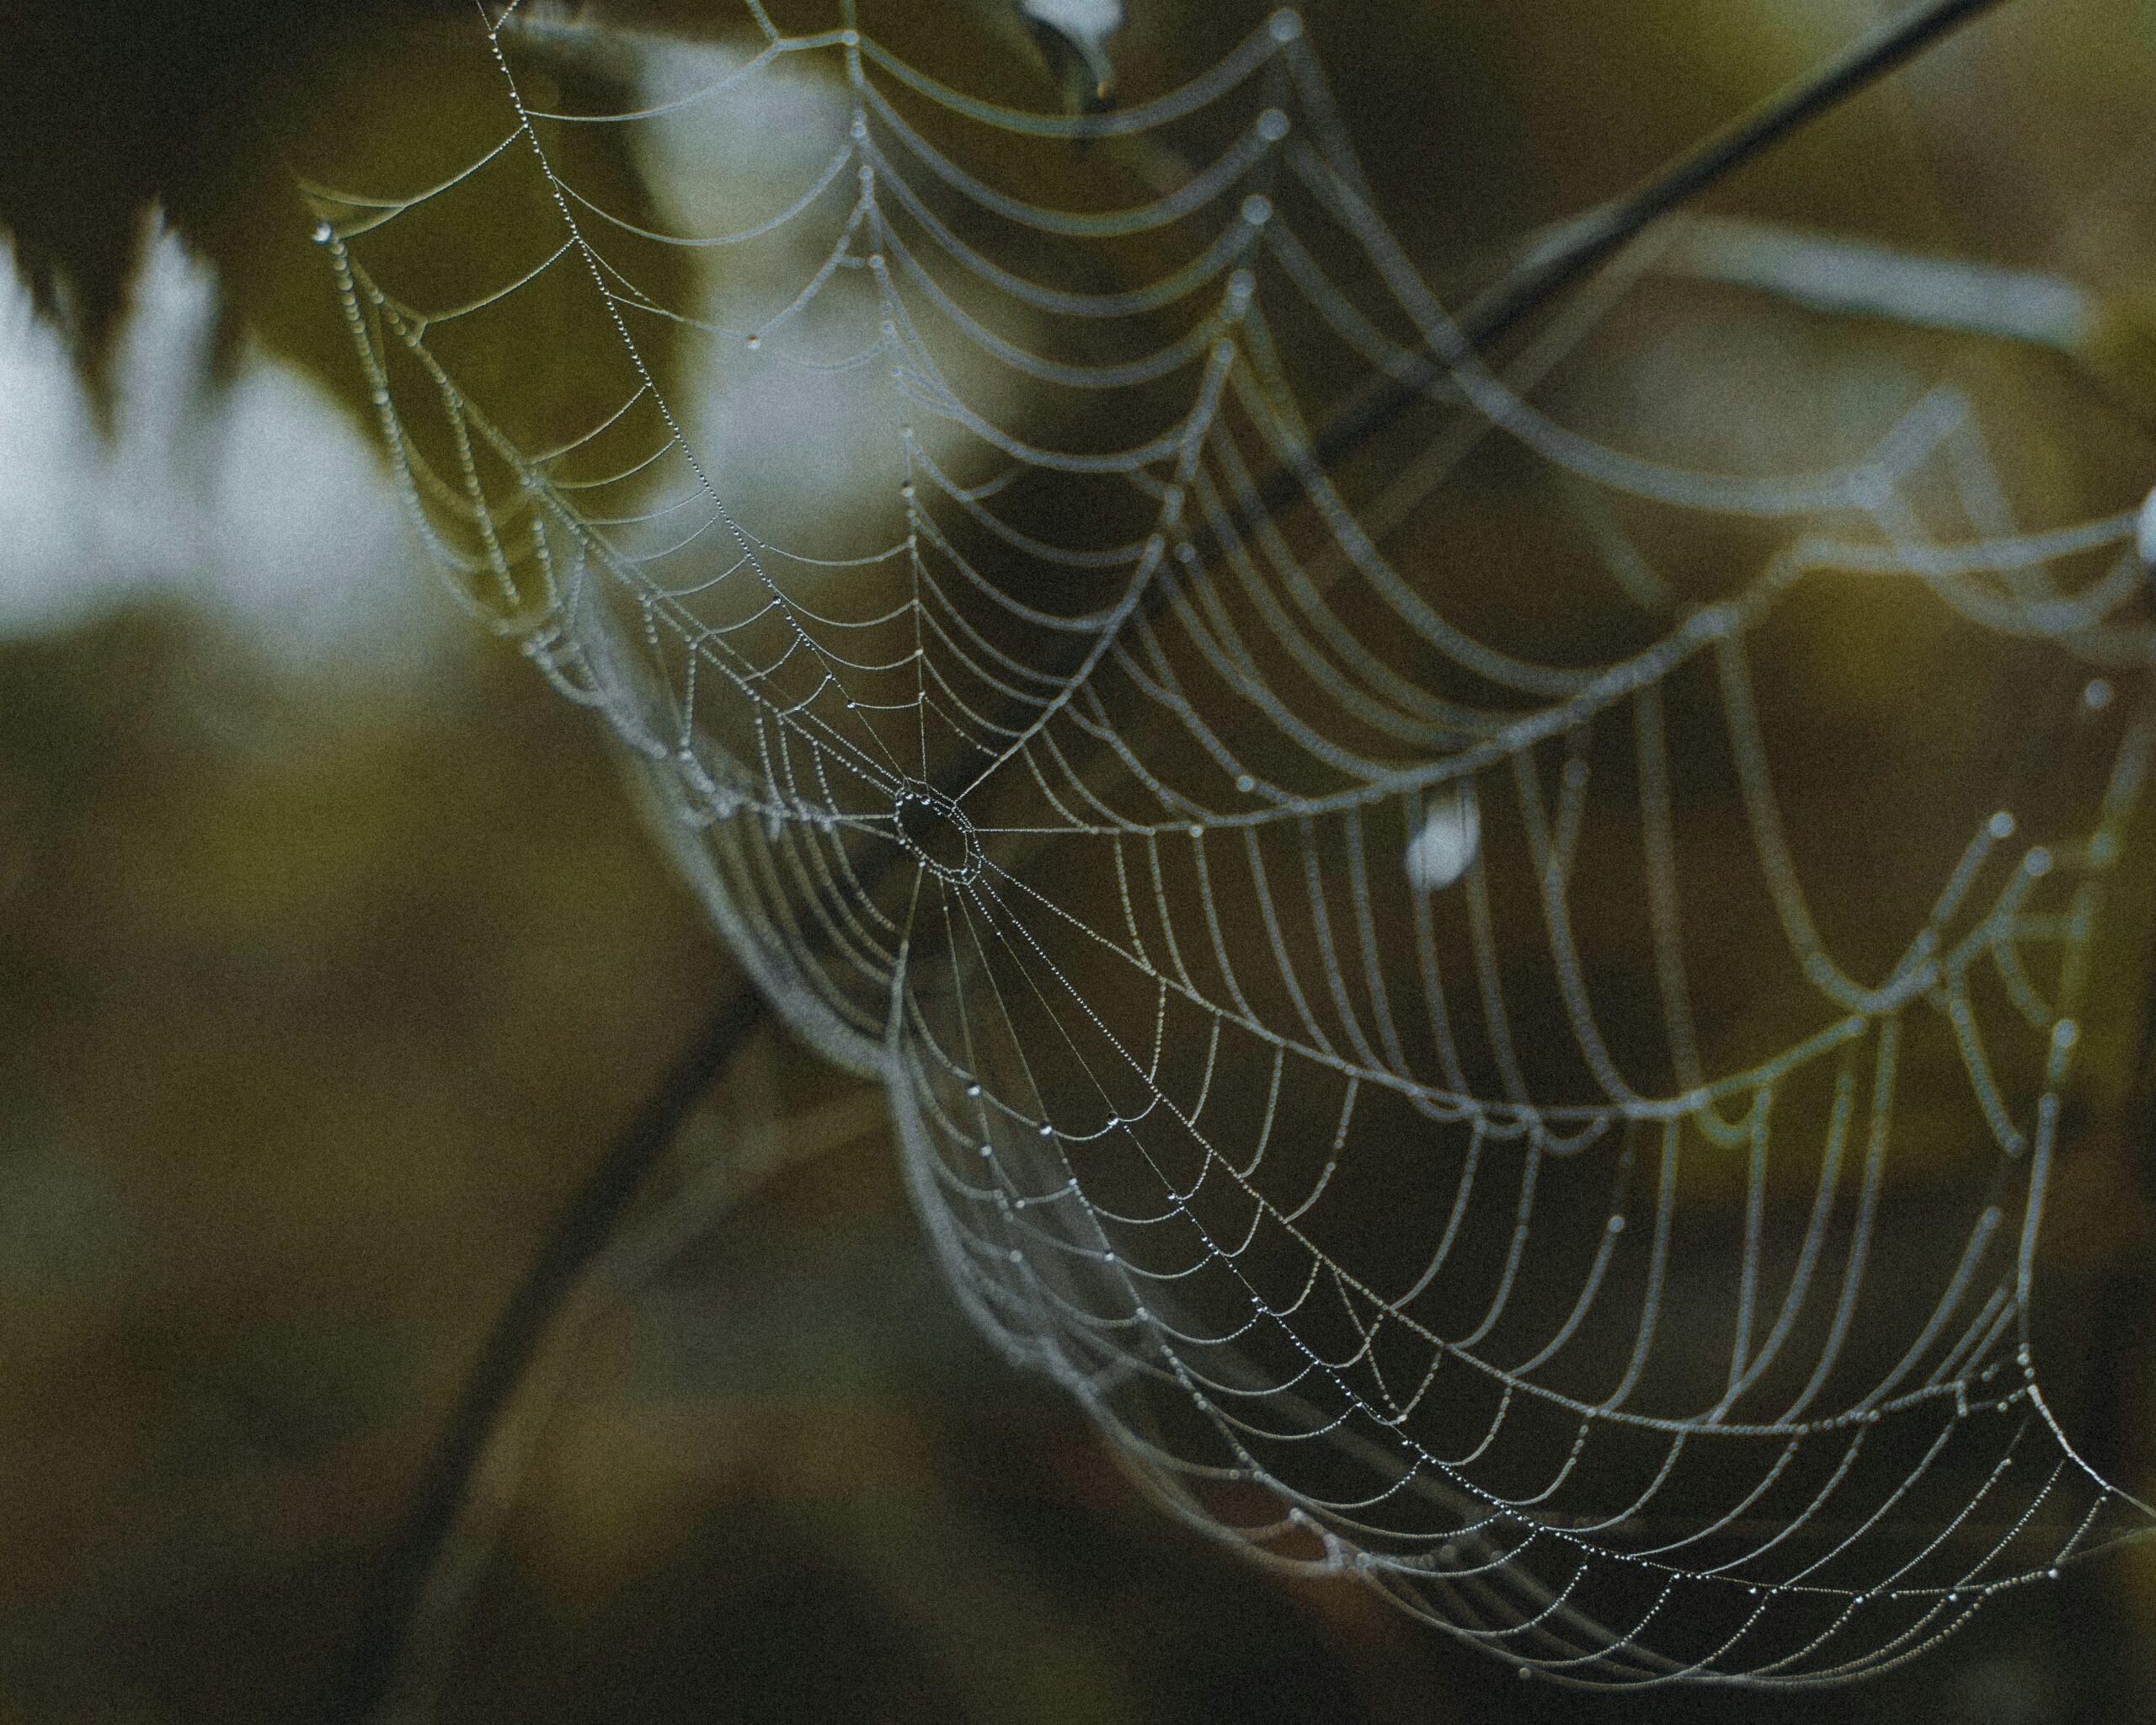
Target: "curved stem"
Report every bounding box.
[323,0,2018,1714]
[322,983,768,1725]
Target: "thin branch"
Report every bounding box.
[1665,214,2091,350]
[1306,0,2013,482]
[324,0,2019,1714]
[321,984,769,1724]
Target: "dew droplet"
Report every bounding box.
[1406,786,1480,893]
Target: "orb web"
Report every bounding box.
[308,0,2156,1685]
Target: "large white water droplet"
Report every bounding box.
[1017,0,1123,102]
[1020,0,1122,43]
[1406,787,1480,893]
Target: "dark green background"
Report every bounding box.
[3,2,2156,1718]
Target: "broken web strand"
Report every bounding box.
[309,0,2156,1692]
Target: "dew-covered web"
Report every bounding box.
[310,0,2156,1686]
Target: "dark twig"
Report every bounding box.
[1306,0,2012,481]
[324,1,2016,1715]
[321,984,769,1723]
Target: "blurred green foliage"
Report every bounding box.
[8,1,2156,1721]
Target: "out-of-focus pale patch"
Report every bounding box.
[1017,0,1123,105]
[0,248,100,609]
[1404,784,1479,893]
[631,42,879,564]
[0,227,427,668]
[609,35,1036,585]
[2137,483,2156,570]
[1019,0,1123,50]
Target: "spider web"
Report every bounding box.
[309,0,2156,1686]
